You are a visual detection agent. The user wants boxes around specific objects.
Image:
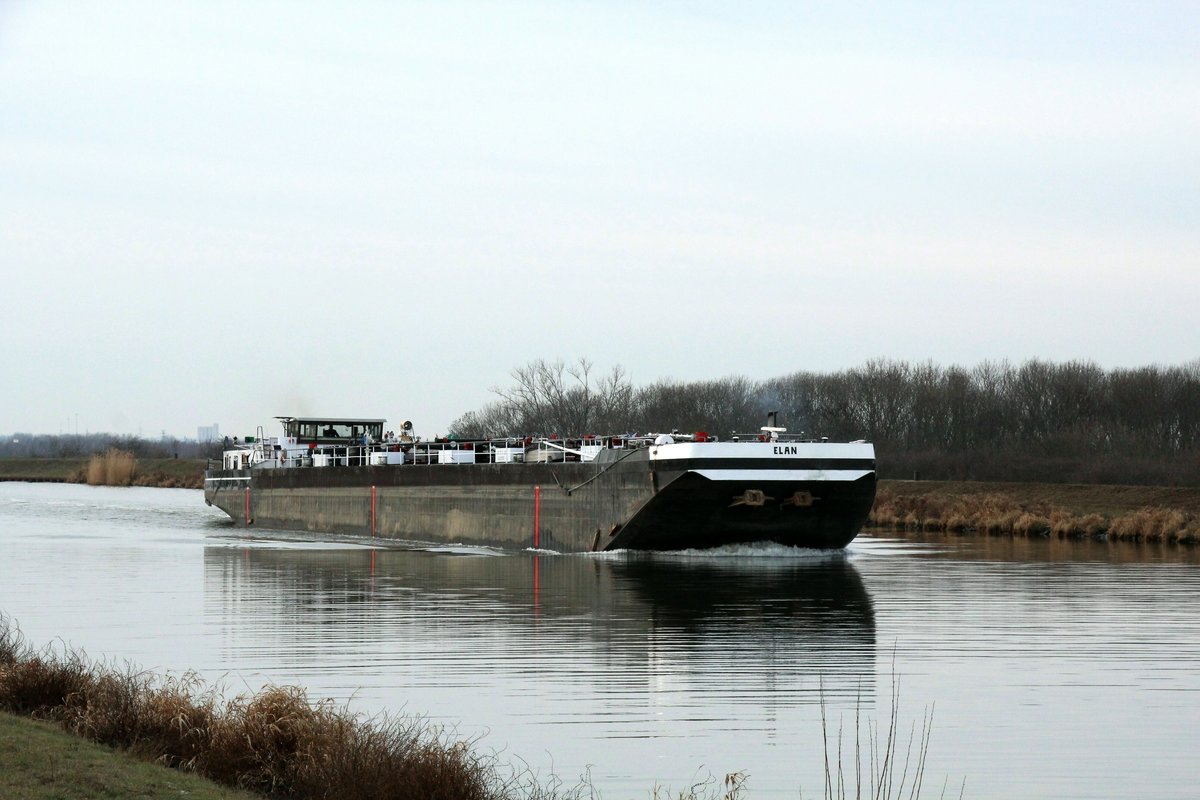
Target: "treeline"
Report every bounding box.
[0,432,220,460]
[450,358,1200,486]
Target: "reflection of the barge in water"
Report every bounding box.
[203,544,876,704]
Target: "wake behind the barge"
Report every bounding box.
[204,416,876,552]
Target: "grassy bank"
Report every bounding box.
[0,616,536,800]
[0,457,89,481]
[0,456,205,488]
[0,711,259,800]
[872,479,1200,543]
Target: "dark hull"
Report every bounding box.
[204,450,876,552]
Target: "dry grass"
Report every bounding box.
[1010,513,1051,537]
[870,484,1200,544]
[84,449,138,486]
[0,615,587,800]
[1108,508,1200,543]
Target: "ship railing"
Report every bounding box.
[221,428,857,472]
[266,434,670,470]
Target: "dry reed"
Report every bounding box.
[807,671,952,800]
[1108,508,1200,543]
[869,486,1198,544]
[84,449,138,486]
[650,772,748,800]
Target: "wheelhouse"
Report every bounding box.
[276,416,385,445]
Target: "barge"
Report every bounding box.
[203,415,876,552]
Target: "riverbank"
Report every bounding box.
[871,479,1200,543]
[0,457,205,488]
[0,615,534,800]
[0,712,258,800]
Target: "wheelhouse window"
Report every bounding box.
[282,418,385,444]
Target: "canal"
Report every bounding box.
[2,482,1198,798]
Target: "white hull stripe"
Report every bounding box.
[205,476,251,482]
[690,469,874,482]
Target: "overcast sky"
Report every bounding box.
[2,1,1197,439]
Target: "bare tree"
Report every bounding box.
[448,358,635,438]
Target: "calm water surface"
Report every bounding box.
[2,482,1199,798]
